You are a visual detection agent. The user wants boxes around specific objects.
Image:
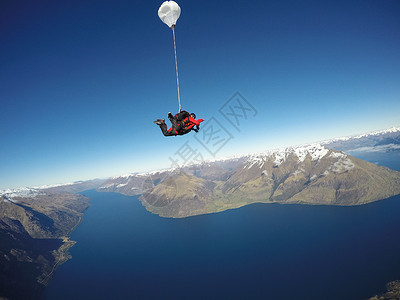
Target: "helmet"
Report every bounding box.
[190,113,196,119]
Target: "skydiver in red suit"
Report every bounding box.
[154,110,204,136]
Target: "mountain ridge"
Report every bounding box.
[322,126,400,153]
[2,127,399,195]
[0,191,91,299]
[99,143,400,218]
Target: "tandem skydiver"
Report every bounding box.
[153,110,204,136]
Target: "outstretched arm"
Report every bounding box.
[188,116,204,126]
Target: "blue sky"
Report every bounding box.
[1,0,399,189]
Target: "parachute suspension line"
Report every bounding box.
[172,25,181,112]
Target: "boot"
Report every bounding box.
[153,119,165,125]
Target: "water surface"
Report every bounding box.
[45,154,400,299]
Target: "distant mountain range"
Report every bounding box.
[2,127,399,200]
[97,127,400,218]
[99,143,400,218]
[322,126,400,153]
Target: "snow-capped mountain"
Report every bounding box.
[244,144,330,168]
[0,179,104,201]
[98,143,400,218]
[321,127,400,143]
[4,127,398,197]
[0,187,42,201]
[322,126,400,153]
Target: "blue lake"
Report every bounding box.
[45,154,400,300]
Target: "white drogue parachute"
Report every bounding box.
[158,1,181,28]
[158,1,182,111]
